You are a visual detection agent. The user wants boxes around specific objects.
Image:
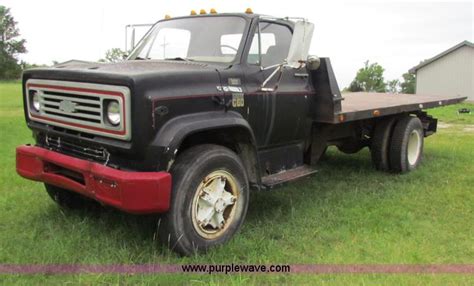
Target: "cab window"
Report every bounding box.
[247,21,292,66]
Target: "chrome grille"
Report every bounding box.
[26,79,131,140]
[40,91,102,123]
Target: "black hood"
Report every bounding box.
[22,60,223,88]
[21,59,227,159]
[55,60,217,75]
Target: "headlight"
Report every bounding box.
[31,91,40,112]
[106,100,121,126]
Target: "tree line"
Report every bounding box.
[345,60,415,94]
[0,5,125,80]
[0,6,26,79]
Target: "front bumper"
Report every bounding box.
[16,145,172,214]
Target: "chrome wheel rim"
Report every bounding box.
[407,129,422,165]
[191,170,238,239]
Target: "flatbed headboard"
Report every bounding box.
[308,57,343,123]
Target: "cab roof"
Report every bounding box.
[160,12,294,24]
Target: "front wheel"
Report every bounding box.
[158,144,249,256]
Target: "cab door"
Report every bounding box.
[243,20,311,148]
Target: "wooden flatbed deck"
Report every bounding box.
[339,92,467,122]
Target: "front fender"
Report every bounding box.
[148,111,257,170]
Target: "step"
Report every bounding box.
[261,165,318,190]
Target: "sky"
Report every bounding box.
[2,0,473,88]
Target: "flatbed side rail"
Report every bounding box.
[336,93,467,123]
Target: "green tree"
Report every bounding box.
[386,79,400,94]
[19,60,47,70]
[348,60,387,92]
[348,80,363,92]
[400,72,416,94]
[99,48,126,63]
[0,6,26,79]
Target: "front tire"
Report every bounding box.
[389,116,424,173]
[158,144,249,256]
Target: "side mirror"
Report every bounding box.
[286,20,314,68]
[306,55,320,71]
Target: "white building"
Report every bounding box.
[410,41,474,102]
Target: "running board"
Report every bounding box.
[260,165,318,190]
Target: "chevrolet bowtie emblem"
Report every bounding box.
[59,100,77,113]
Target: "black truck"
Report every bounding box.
[16,10,466,255]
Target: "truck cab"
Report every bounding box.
[16,10,466,256]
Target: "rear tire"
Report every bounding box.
[158,144,249,256]
[389,116,424,173]
[370,117,397,171]
[45,184,99,210]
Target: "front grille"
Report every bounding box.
[26,79,131,140]
[44,135,110,163]
[40,90,102,124]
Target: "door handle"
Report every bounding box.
[294,73,309,78]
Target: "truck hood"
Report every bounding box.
[23,60,222,87]
[55,60,217,75]
[22,59,226,157]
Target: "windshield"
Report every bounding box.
[129,16,247,63]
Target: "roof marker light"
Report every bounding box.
[200,9,207,15]
[210,8,217,14]
[164,14,171,19]
[190,10,197,15]
[245,8,253,14]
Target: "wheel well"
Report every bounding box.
[177,127,259,184]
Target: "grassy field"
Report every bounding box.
[0,81,473,285]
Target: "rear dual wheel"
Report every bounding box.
[371,117,397,171]
[389,116,424,172]
[371,115,424,173]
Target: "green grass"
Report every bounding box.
[1,83,473,285]
[428,102,474,125]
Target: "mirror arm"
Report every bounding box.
[260,63,285,92]
[273,64,285,91]
[261,63,284,71]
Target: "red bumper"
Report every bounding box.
[16,145,172,214]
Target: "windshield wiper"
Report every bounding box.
[134,56,149,60]
[164,57,194,62]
